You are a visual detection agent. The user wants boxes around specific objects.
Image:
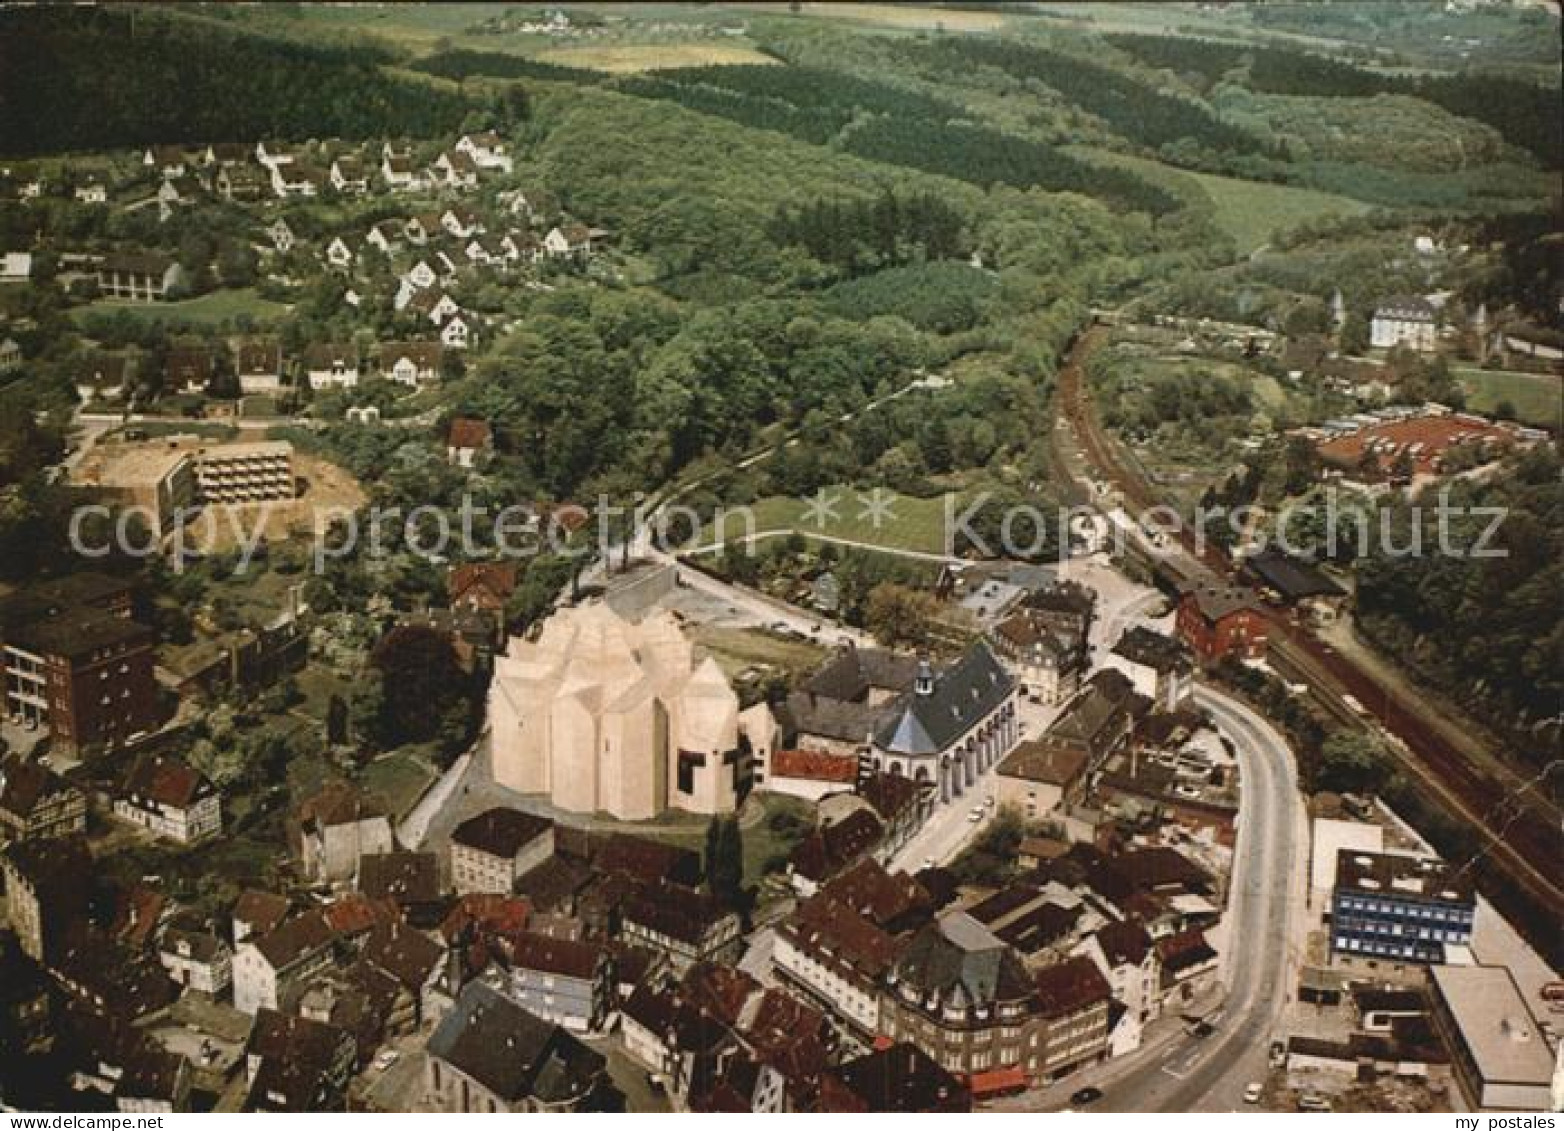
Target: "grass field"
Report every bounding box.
[362,751,438,820]
[537,41,777,72]
[688,624,829,681]
[71,288,292,328]
[704,487,953,556]
[1455,367,1562,431]
[1076,148,1370,254]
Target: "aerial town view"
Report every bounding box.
[0,0,1560,1118]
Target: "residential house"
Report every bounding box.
[441,207,483,239]
[1074,919,1158,1055]
[365,219,403,255]
[381,149,418,192]
[270,161,326,199]
[357,851,443,927]
[113,753,222,844]
[455,131,513,173]
[819,1042,970,1112]
[404,214,441,247]
[232,909,336,1015]
[203,143,250,167]
[302,343,360,390]
[267,218,297,255]
[165,344,215,393]
[620,881,741,974]
[501,230,544,265]
[234,337,283,393]
[431,150,479,192]
[232,890,290,944]
[1370,296,1437,352]
[1154,928,1219,1009]
[500,931,612,1034]
[0,754,88,844]
[1175,578,1268,663]
[440,312,474,351]
[95,252,184,302]
[787,808,883,897]
[1030,956,1113,1083]
[988,607,1085,706]
[380,341,443,386]
[328,156,369,195]
[0,251,32,283]
[143,146,187,177]
[157,926,233,996]
[216,166,267,202]
[360,922,444,1029]
[243,1008,356,1113]
[74,182,108,205]
[1107,626,1193,712]
[324,236,356,271]
[1,834,91,961]
[544,224,594,259]
[295,781,393,884]
[450,808,555,896]
[424,981,613,1112]
[448,561,519,615]
[446,417,493,468]
[994,739,1089,821]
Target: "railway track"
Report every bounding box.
[1055,321,1564,961]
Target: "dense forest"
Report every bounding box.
[1356,449,1564,775]
[926,37,1274,159]
[1107,33,1563,167]
[412,48,608,87]
[0,7,480,154]
[767,190,970,276]
[843,118,1179,215]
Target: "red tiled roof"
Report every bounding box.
[771,748,857,783]
[447,417,492,451]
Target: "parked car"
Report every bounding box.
[1243,1083,1262,1105]
[967,808,984,822]
[1298,1093,1332,1112]
[1069,1087,1103,1107]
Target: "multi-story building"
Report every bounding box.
[1029,956,1112,1084]
[1175,579,1268,664]
[191,441,295,505]
[1,611,159,753]
[1107,626,1194,712]
[620,881,741,974]
[1,834,92,961]
[1370,296,1437,352]
[114,753,221,843]
[95,252,185,302]
[774,892,901,1038]
[500,931,612,1035]
[449,808,555,896]
[158,927,234,996]
[232,910,336,1015]
[1329,850,1476,964]
[0,754,87,843]
[1428,965,1555,1112]
[879,912,1037,1080]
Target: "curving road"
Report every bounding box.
[1103,686,1308,1112]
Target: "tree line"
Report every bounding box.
[0,6,478,154]
[767,188,970,277]
[1107,32,1562,168]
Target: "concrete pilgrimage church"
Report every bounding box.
[487,601,775,821]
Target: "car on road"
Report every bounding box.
[1069,1087,1103,1107]
[374,1050,400,1071]
[1243,1083,1262,1105]
[967,808,984,822]
[1190,1020,1215,1038]
[1297,1093,1332,1112]
[1268,1040,1286,1067]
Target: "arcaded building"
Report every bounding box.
[488,601,773,821]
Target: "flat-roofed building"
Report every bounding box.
[1428,965,1554,1111]
[1330,850,1474,964]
